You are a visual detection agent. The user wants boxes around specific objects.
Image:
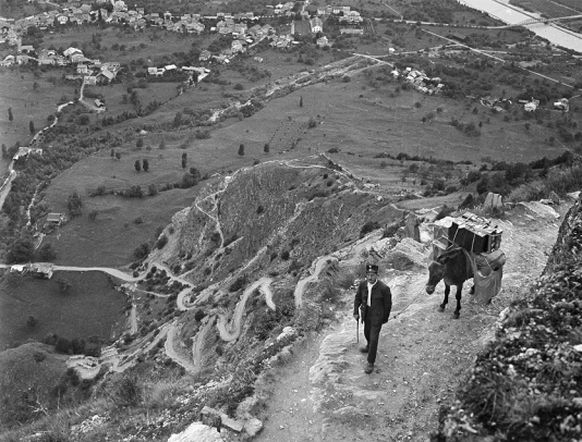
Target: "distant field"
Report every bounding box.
[510,0,582,16]
[40,148,201,266]
[0,70,74,152]
[43,26,207,66]
[0,270,127,351]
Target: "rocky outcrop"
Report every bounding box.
[171,159,402,287]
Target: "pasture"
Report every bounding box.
[0,270,127,351]
[40,149,201,267]
[0,69,74,152]
[510,0,582,18]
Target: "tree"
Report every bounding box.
[181,152,187,169]
[67,192,83,217]
[134,160,141,172]
[173,111,183,128]
[238,144,245,156]
[8,107,13,122]
[29,121,35,134]
[33,81,39,90]
[181,172,197,188]
[133,242,150,260]
[264,143,270,153]
[136,138,144,148]
[159,138,166,149]
[38,243,57,261]
[6,236,35,263]
[115,152,122,160]
[299,96,303,107]
[142,158,149,171]
[189,167,201,183]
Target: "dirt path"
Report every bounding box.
[253,201,569,442]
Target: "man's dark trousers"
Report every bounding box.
[363,312,382,364]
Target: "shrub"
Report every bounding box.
[111,374,142,407]
[320,280,341,303]
[360,221,380,238]
[194,309,206,321]
[133,242,150,260]
[434,205,455,221]
[229,275,247,292]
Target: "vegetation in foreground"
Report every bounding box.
[432,192,582,442]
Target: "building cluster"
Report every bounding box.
[390,67,445,95]
[0,2,368,77]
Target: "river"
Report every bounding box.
[458,0,582,53]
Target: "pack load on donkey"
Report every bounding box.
[432,212,506,304]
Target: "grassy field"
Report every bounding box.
[510,0,582,16]
[0,69,74,152]
[40,148,201,266]
[0,270,127,351]
[37,63,572,273]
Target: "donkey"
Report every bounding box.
[426,246,474,319]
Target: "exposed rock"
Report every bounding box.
[384,237,429,270]
[518,200,560,220]
[403,212,421,242]
[201,406,244,433]
[167,422,224,442]
[483,192,503,210]
[243,417,263,436]
[548,191,561,204]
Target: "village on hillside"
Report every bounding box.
[0,0,364,70]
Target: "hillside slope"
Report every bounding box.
[0,159,575,442]
[246,199,571,442]
[156,173,571,441]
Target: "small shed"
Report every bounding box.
[46,212,65,226]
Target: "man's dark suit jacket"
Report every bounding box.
[353,279,392,325]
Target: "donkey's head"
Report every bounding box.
[426,257,447,294]
[426,248,460,294]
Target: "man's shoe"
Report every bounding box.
[359,346,369,353]
[364,363,374,374]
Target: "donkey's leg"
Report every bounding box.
[439,284,450,312]
[453,284,463,319]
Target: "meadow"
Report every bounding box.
[40,149,200,267]
[0,69,75,154]
[0,270,128,351]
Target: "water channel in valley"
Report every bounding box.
[459,0,582,53]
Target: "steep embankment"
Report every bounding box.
[434,194,582,442]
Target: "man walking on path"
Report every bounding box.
[353,263,392,374]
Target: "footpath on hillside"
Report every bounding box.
[251,200,569,442]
